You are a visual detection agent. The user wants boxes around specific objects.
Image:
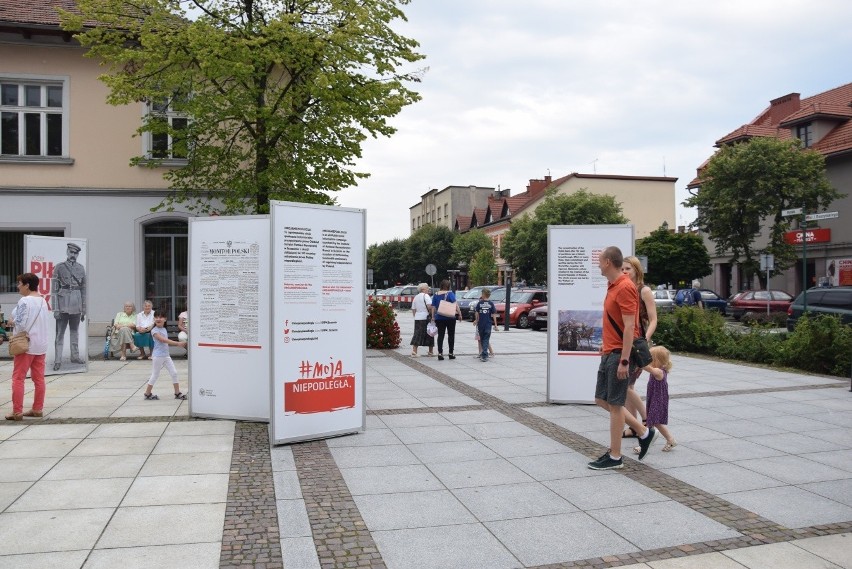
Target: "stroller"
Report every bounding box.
[103,319,114,360]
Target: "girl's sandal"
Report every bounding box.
[632,445,641,454]
[662,439,677,452]
[175,392,187,400]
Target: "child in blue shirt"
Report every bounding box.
[473,288,496,362]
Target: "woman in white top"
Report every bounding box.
[409,283,435,357]
[6,273,50,421]
[134,300,155,360]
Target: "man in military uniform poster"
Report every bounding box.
[53,242,86,370]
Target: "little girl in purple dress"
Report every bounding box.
[634,345,677,454]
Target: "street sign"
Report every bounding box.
[425,263,437,276]
[782,208,803,217]
[804,211,839,222]
[760,254,774,271]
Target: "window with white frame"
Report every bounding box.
[0,78,68,158]
[145,96,189,160]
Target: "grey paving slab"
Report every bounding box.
[8,478,133,512]
[662,462,787,494]
[735,454,851,484]
[440,409,513,424]
[701,418,784,437]
[722,485,852,528]
[685,437,787,461]
[744,432,846,454]
[138,451,233,476]
[280,537,321,569]
[457,421,539,440]
[8,424,98,440]
[418,395,482,406]
[808,428,852,448]
[0,482,32,511]
[332,443,421,469]
[759,413,843,432]
[371,523,520,569]
[808,411,852,427]
[0,508,113,554]
[96,503,226,548]
[792,533,852,569]
[0,426,26,441]
[481,434,569,458]
[0,439,80,459]
[485,511,637,565]
[88,422,169,438]
[406,440,498,464]
[803,449,852,472]
[452,481,577,521]
[69,436,159,457]
[122,473,229,506]
[713,404,779,419]
[524,404,600,419]
[798,479,852,507]
[647,552,749,569]
[635,445,723,468]
[43,454,147,480]
[276,498,312,538]
[379,413,451,428]
[163,420,235,436]
[0,457,60,482]
[324,428,403,447]
[390,424,473,444]
[428,457,533,489]
[507,451,611,481]
[723,541,843,569]
[273,469,303,499]
[82,542,221,569]
[151,434,232,454]
[270,446,296,471]
[0,550,90,569]
[354,489,476,530]
[545,472,669,510]
[341,464,445,495]
[589,500,742,550]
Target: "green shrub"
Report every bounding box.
[654,307,728,354]
[717,329,785,364]
[366,299,401,349]
[777,314,852,376]
[741,312,788,328]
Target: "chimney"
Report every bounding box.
[768,93,801,125]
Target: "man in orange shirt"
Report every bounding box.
[588,246,657,470]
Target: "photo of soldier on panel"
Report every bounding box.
[53,242,87,371]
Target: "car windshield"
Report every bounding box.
[489,288,507,302]
[463,287,485,299]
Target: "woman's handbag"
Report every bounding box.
[437,299,457,318]
[426,321,438,337]
[8,332,30,356]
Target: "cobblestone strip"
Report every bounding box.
[292,440,386,569]
[220,421,284,569]
[386,350,852,563]
[368,404,484,416]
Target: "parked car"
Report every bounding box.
[458,285,501,320]
[727,289,793,320]
[786,286,852,331]
[674,288,728,313]
[653,289,675,313]
[529,304,548,330]
[492,289,548,328]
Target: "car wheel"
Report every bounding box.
[517,313,529,329]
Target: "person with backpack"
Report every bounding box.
[688,280,704,309]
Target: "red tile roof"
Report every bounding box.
[454,216,472,232]
[0,0,80,26]
[780,102,852,126]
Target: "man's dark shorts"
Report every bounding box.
[595,351,630,406]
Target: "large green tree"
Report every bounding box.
[367,238,406,288]
[467,248,497,286]
[684,137,842,286]
[636,225,711,287]
[63,0,424,214]
[452,229,492,268]
[404,225,455,284]
[501,189,628,283]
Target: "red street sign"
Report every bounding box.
[784,228,831,244]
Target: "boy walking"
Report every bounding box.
[144,310,189,400]
[473,289,496,362]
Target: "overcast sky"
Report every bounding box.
[336,0,852,246]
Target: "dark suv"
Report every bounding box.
[786,286,852,331]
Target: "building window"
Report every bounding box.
[145,96,190,160]
[0,78,68,158]
[796,123,813,147]
[144,220,188,321]
[411,219,415,231]
[0,230,64,292]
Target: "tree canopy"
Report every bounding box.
[501,189,628,283]
[635,225,711,287]
[451,229,493,268]
[403,225,455,284]
[467,248,497,286]
[684,137,842,285]
[367,238,405,288]
[63,0,424,214]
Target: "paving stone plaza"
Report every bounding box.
[0,314,849,568]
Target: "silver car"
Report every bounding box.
[653,289,675,313]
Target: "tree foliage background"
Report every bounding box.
[684,137,841,286]
[468,248,497,286]
[501,189,628,283]
[63,0,424,214]
[635,225,711,287]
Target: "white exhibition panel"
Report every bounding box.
[270,201,366,445]
[546,225,634,403]
[188,216,271,421]
[24,235,89,376]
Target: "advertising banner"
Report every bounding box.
[23,235,88,375]
[827,258,852,287]
[270,201,366,445]
[187,216,271,421]
[546,225,633,403]
[784,228,831,245]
